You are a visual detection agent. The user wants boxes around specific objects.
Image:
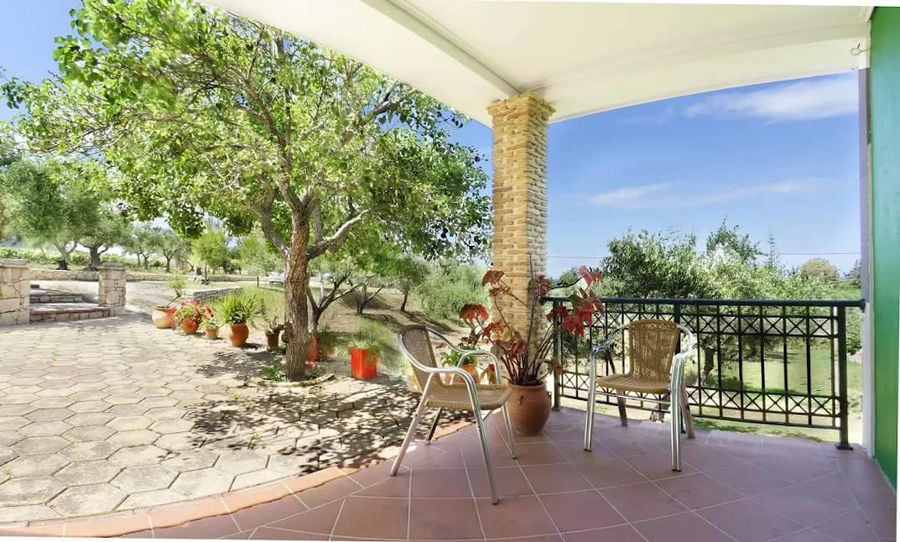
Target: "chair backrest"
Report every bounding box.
[627,319,680,382]
[398,325,446,393]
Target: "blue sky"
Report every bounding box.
[1,1,862,277]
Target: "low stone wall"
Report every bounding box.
[184,287,244,303]
[30,269,247,282]
[0,259,30,326]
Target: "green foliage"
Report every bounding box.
[192,227,228,273]
[348,321,382,354]
[218,292,261,324]
[167,274,187,301]
[845,260,862,288]
[237,228,283,276]
[799,258,841,285]
[415,261,487,320]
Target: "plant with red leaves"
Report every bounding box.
[458,265,604,385]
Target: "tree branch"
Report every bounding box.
[306,210,367,260]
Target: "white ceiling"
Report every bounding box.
[204,1,871,126]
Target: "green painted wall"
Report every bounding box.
[871,6,900,488]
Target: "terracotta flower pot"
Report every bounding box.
[181,319,199,335]
[266,330,281,352]
[307,336,319,362]
[507,383,551,436]
[151,306,174,329]
[229,322,249,347]
[349,347,378,379]
[451,363,480,385]
[205,327,219,339]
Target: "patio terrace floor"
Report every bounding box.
[109,407,894,541]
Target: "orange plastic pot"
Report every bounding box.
[349,347,378,379]
[307,336,320,362]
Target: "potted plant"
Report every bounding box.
[459,265,603,436]
[152,275,187,328]
[314,330,337,360]
[261,303,285,352]
[173,300,205,335]
[348,324,381,379]
[220,293,261,347]
[201,306,220,339]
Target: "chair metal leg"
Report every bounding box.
[584,385,596,452]
[425,408,443,445]
[468,394,499,504]
[501,403,517,459]
[616,394,628,427]
[680,385,695,439]
[391,390,431,476]
[670,385,682,472]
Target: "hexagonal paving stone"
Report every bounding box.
[106,429,160,448]
[24,408,74,422]
[49,484,126,516]
[29,397,75,409]
[0,430,23,448]
[0,446,16,467]
[160,449,219,472]
[54,460,123,486]
[150,418,194,434]
[19,421,72,438]
[60,440,118,461]
[0,416,30,431]
[11,436,70,456]
[69,391,108,402]
[0,404,38,417]
[109,445,169,467]
[4,394,39,405]
[65,412,114,427]
[117,489,185,511]
[0,477,66,506]
[214,450,269,475]
[111,465,178,493]
[106,416,154,432]
[155,432,200,452]
[135,387,171,398]
[4,453,70,477]
[105,404,152,417]
[0,503,61,523]
[231,469,290,490]
[104,395,142,406]
[170,468,234,499]
[69,401,109,413]
[145,407,185,420]
[139,396,179,409]
[62,425,116,443]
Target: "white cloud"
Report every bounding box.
[588,183,672,208]
[685,75,857,122]
[589,180,821,209]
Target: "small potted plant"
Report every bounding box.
[201,306,220,339]
[152,275,187,328]
[314,329,337,360]
[261,303,285,352]
[173,300,204,335]
[220,293,261,347]
[348,324,380,380]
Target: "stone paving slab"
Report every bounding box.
[0,315,454,523]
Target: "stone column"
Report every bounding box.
[0,259,30,326]
[98,263,127,316]
[487,92,554,333]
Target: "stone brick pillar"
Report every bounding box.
[98,263,127,316]
[0,259,30,326]
[487,92,554,334]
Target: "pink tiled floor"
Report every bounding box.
[130,409,895,541]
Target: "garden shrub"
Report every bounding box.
[415,261,487,320]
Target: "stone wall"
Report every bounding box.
[30,269,246,282]
[0,259,30,326]
[184,287,243,303]
[98,264,127,316]
[487,92,553,333]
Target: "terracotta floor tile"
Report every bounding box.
[411,468,474,498]
[248,526,329,539]
[706,464,792,496]
[655,472,743,509]
[121,530,154,538]
[229,495,305,531]
[403,446,468,470]
[152,514,240,539]
[220,530,253,539]
[293,477,360,509]
[332,496,408,540]
[799,473,859,507]
[860,505,897,539]
[539,490,626,532]
[813,509,880,542]
[357,474,411,498]
[622,450,698,480]
[513,442,569,466]
[521,464,592,494]
[476,495,557,539]
[408,497,483,540]
[468,466,535,498]
[600,481,686,522]
[633,511,733,542]
[573,456,646,488]
[561,525,645,542]
[774,528,838,541]
[755,485,850,526]
[698,498,802,542]
[267,501,342,535]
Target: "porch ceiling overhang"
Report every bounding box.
[203,1,872,126]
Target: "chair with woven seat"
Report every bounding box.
[391,324,517,504]
[583,319,696,471]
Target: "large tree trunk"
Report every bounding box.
[284,222,311,381]
[164,255,172,273]
[355,284,367,315]
[88,245,102,271]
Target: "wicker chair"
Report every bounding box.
[391,325,517,504]
[583,319,696,471]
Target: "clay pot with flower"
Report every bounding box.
[459,266,603,436]
[173,300,205,335]
[200,306,220,339]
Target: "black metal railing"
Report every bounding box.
[544,296,865,449]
